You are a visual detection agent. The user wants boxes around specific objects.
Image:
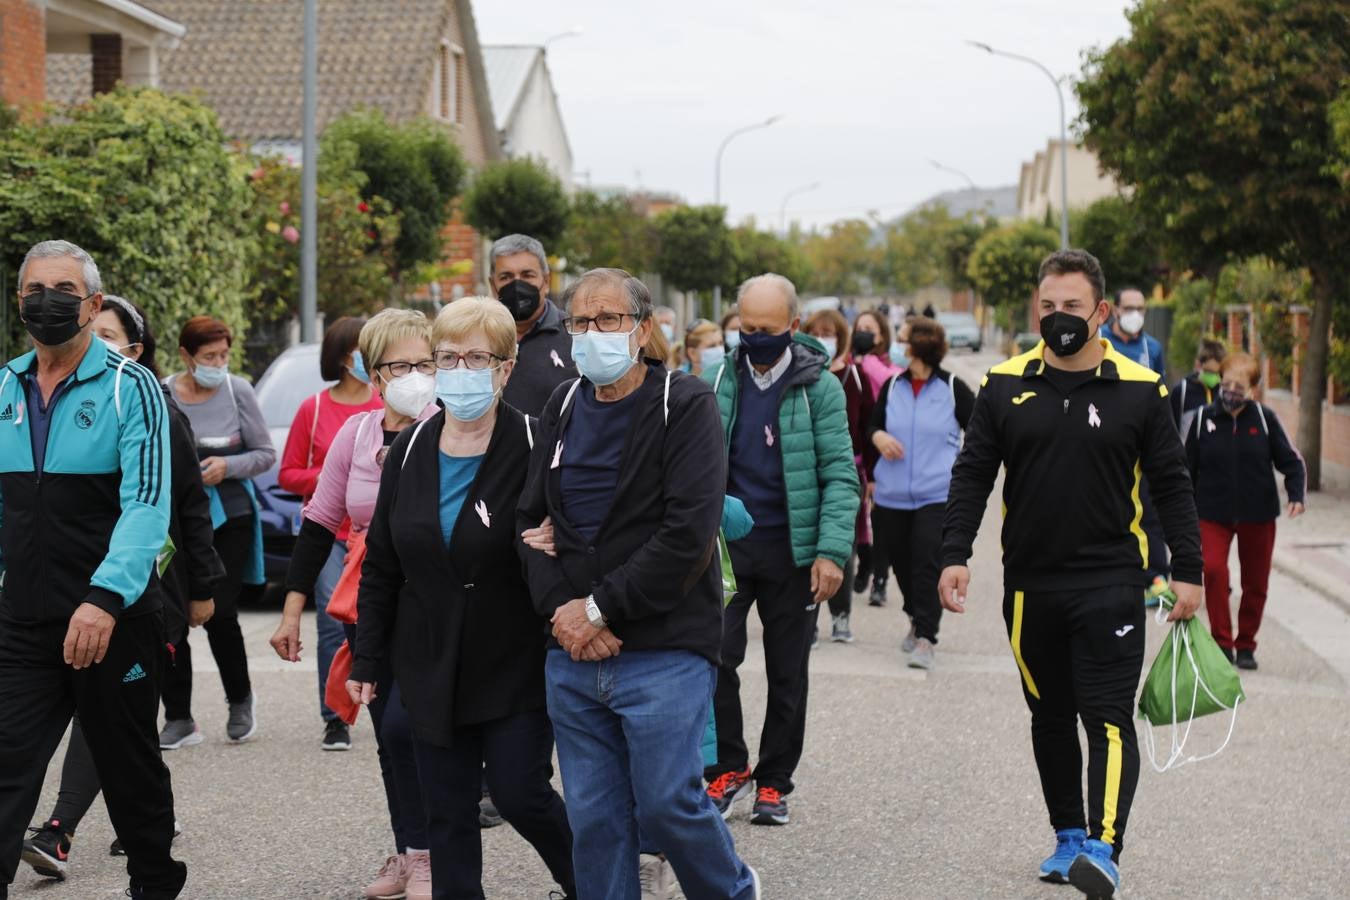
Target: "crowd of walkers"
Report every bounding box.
[0,236,1306,900]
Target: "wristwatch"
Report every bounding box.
[584,594,607,628]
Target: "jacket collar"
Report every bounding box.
[1020,337,1125,381]
[526,300,565,337]
[5,333,109,383]
[727,332,827,387]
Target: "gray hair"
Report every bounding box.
[736,272,799,319]
[18,240,103,295]
[490,233,549,276]
[560,268,653,321]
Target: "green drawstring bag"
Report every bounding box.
[1138,590,1245,772]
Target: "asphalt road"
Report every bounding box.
[15,348,1350,899]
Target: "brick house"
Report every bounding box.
[1,0,184,108]
[45,0,502,296]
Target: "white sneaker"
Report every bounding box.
[639,853,673,900]
[749,864,762,899]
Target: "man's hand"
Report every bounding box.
[809,558,843,605]
[1167,580,1203,622]
[521,516,557,557]
[577,628,623,662]
[1288,501,1305,519]
[551,598,601,661]
[189,598,215,628]
[269,612,303,662]
[63,603,115,669]
[347,680,376,705]
[939,566,970,614]
[199,457,228,487]
[872,431,905,461]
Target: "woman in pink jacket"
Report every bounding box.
[269,309,440,900]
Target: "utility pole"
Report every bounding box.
[299,0,318,342]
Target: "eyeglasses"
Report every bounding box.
[563,313,638,335]
[433,350,503,370]
[376,359,436,378]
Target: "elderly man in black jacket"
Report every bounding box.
[518,268,760,900]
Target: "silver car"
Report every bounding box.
[937,312,981,352]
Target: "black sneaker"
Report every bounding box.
[1219,646,1236,664]
[479,791,504,828]
[125,859,187,900]
[751,786,789,826]
[868,581,887,607]
[1235,649,1258,670]
[851,569,869,593]
[22,820,71,880]
[322,719,352,751]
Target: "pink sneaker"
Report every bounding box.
[405,850,432,900]
[364,854,409,899]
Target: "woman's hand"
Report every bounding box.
[347,680,376,706]
[189,598,215,628]
[1288,501,1305,519]
[199,456,228,486]
[872,431,905,461]
[521,516,557,557]
[269,590,308,661]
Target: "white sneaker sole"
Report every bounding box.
[159,728,203,750]
[21,844,67,880]
[717,782,754,821]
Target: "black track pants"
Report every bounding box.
[1002,584,1145,861]
[0,613,184,896]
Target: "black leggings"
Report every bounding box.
[1002,584,1145,861]
[162,516,254,719]
[871,503,944,642]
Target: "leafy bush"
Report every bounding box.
[1163,275,1215,378]
[463,157,569,247]
[966,222,1059,321]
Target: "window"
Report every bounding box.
[432,40,464,123]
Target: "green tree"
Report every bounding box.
[966,221,1059,330]
[1070,195,1161,293]
[799,219,879,295]
[653,205,734,309]
[462,157,569,247]
[1078,0,1350,488]
[881,204,995,294]
[322,109,467,283]
[726,222,810,295]
[560,190,656,274]
[0,87,256,369]
[1163,274,1215,379]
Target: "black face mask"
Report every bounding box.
[851,331,876,355]
[21,287,88,347]
[741,329,793,366]
[1219,388,1246,412]
[1040,310,1094,357]
[496,279,542,322]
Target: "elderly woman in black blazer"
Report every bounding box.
[350,297,574,900]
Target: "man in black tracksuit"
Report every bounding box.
[0,243,184,899]
[940,250,1202,900]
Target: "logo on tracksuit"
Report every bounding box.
[0,403,12,422]
[74,399,97,430]
[122,663,148,684]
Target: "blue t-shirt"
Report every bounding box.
[439,452,484,547]
[560,381,641,541]
[22,370,74,477]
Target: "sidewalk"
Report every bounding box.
[1271,487,1350,614]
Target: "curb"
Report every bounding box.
[1271,548,1350,616]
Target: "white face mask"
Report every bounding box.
[817,336,838,359]
[1119,310,1146,336]
[382,371,435,417]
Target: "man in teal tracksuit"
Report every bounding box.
[0,241,184,899]
[702,273,859,827]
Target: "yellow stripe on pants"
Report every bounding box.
[1101,723,1123,845]
[1010,590,1040,700]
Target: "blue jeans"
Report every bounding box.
[314,541,347,722]
[546,649,755,900]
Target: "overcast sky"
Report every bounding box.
[475,0,1135,231]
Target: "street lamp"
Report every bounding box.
[928,159,977,191]
[967,41,1070,249]
[779,181,821,233]
[543,26,583,48]
[712,114,783,317]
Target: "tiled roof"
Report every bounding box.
[48,1,495,145]
[481,45,538,131]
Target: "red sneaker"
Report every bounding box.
[705,767,753,819]
[751,786,789,826]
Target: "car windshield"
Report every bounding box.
[255,345,329,429]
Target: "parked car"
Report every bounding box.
[937,312,982,352]
[251,343,328,586]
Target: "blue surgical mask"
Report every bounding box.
[660,323,675,341]
[435,367,498,421]
[700,345,726,371]
[348,350,370,384]
[571,329,637,386]
[192,362,229,389]
[890,342,909,368]
[724,329,741,350]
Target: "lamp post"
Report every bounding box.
[712,114,783,317]
[543,26,583,49]
[779,181,821,233]
[967,41,1070,249]
[299,0,317,342]
[928,159,977,191]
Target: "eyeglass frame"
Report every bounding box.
[562,312,644,336]
[374,358,437,378]
[432,349,506,371]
